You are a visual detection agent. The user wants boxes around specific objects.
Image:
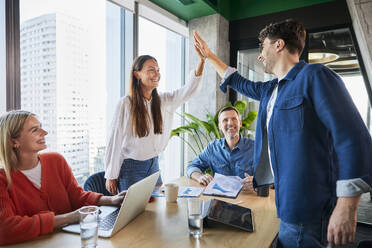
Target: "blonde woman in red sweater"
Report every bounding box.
[0,110,126,245]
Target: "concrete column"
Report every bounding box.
[188,14,229,117]
[183,14,230,169]
[347,0,372,90]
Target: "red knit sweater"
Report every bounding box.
[0,152,103,245]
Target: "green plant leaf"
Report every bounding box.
[183,113,212,133]
[241,111,257,129]
[170,123,198,137]
[207,113,221,139]
[233,100,247,115]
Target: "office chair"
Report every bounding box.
[358,240,372,248]
[84,171,111,196]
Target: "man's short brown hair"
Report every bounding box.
[258,19,306,56]
[218,106,240,122]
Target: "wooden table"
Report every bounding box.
[4,177,279,248]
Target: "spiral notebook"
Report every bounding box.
[202,173,243,198]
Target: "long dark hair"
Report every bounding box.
[129,55,163,137]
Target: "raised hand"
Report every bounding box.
[193,31,212,59]
[194,43,205,61]
[193,30,228,77]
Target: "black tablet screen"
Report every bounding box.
[207,199,254,232]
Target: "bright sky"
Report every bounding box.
[20,0,102,23]
[342,75,370,124]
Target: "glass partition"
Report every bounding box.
[308,28,372,132]
[236,48,275,138]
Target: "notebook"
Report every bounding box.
[152,186,204,197]
[202,173,243,198]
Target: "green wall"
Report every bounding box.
[149,0,335,21]
[218,0,335,21]
[149,0,216,21]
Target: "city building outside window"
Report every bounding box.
[19,0,133,184]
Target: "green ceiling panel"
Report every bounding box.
[149,0,336,22]
[149,0,217,21]
[218,0,336,21]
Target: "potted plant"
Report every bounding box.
[171,100,257,158]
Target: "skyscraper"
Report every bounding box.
[20,13,90,184]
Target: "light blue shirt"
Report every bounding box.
[187,136,254,179]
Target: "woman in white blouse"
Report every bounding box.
[105,46,205,194]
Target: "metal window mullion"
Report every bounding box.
[133,1,138,58]
[180,36,186,177]
[120,8,125,96]
[5,0,20,111]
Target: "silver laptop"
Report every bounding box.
[63,171,159,238]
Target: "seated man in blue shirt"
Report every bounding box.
[186,106,254,191]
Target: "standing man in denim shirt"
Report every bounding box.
[193,19,372,248]
[187,106,255,191]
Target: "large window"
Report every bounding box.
[19,0,133,184]
[5,0,188,185]
[138,17,186,182]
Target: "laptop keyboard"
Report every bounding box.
[99,208,120,231]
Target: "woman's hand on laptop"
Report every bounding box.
[54,209,80,229]
[110,191,127,206]
[98,191,127,206]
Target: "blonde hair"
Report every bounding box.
[0,110,35,188]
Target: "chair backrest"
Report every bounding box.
[358,240,372,248]
[83,171,111,196]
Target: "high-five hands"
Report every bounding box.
[193,31,212,59]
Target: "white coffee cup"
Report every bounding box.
[164,183,179,203]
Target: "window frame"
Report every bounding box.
[5,0,189,178]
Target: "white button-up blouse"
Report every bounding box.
[104,70,202,179]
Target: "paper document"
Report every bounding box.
[152,186,204,198]
[202,173,243,198]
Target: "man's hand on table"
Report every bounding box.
[242,173,253,191]
[191,172,213,186]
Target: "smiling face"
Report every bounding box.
[12,115,48,154]
[258,38,278,74]
[134,59,161,92]
[218,110,242,140]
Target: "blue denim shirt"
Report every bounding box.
[186,136,254,179]
[220,61,372,225]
